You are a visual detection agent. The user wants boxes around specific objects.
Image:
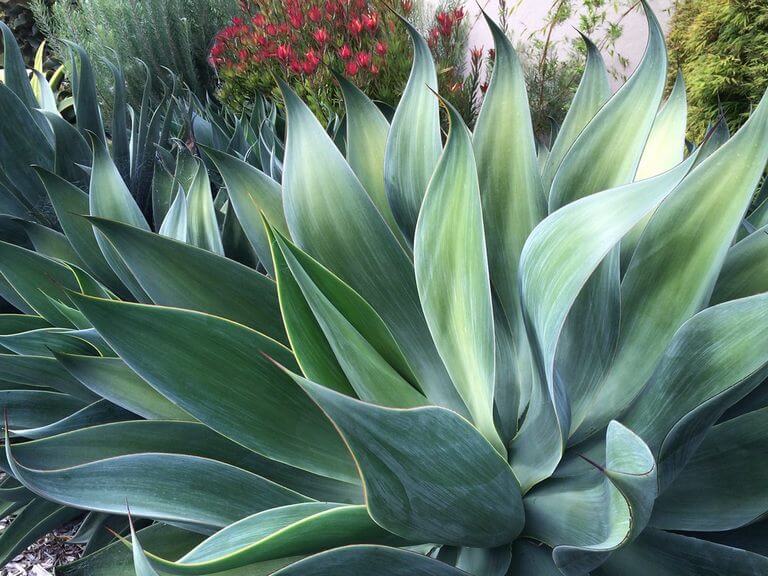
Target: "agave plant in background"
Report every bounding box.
[2,37,74,115]
[0,0,768,574]
[0,18,283,562]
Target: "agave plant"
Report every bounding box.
[0,1,768,575]
[0,22,282,562]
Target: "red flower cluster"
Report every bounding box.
[427,7,464,49]
[210,0,393,81]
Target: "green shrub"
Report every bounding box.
[667,0,768,139]
[30,0,239,107]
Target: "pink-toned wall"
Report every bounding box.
[461,0,675,90]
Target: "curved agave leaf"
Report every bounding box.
[266,224,350,395]
[200,144,287,274]
[524,422,656,576]
[0,83,53,212]
[568,155,696,432]
[270,228,424,407]
[472,12,546,437]
[7,400,134,440]
[692,519,768,558]
[710,225,768,304]
[541,33,610,193]
[6,420,359,504]
[454,546,511,576]
[129,516,160,576]
[69,511,111,545]
[29,40,51,102]
[621,71,688,274]
[693,113,731,168]
[29,41,47,103]
[619,293,768,489]
[69,293,358,483]
[0,274,33,317]
[32,68,58,114]
[84,217,286,342]
[152,148,175,225]
[508,540,562,575]
[129,531,303,576]
[17,220,86,268]
[184,159,224,255]
[0,477,32,504]
[383,16,441,243]
[0,21,37,109]
[274,545,468,575]
[635,70,687,180]
[72,513,128,554]
[621,70,688,271]
[0,314,50,334]
[651,406,768,531]
[6,436,309,530]
[0,389,85,429]
[106,61,131,181]
[65,42,105,143]
[292,375,524,547]
[34,168,126,295]
[0,181,30,220]
[220,199,259,268]
[550,1,666,209]
[139,504,407,575]
[41,111,92,187]
[0,241,81,327]
[544,0,667,467]
[512,159,684,490]
[597,529,768,575]
[338,76,403,247]
[0,354,98,401]
[415,100,502,452]
[55,353,191,421]
[65,263,114,300]
[279,80,465,415]
[89,134,151,302]
[748,179,768,230]
[57,524,205,576]
[0,327,98,357]
[158,190,188,242]
[574,87,768,443]
[42,296,91,330]
[130,542,464,576]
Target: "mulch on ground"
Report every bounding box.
[0,518,83,576]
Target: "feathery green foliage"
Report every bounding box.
[667,0,768,139]
[30,0,239,106]
[1,3,768,575]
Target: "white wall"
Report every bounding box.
[461,0,675,90]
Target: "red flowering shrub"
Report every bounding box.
[210,0,487,126]
[210,0,413,119]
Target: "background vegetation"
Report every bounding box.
[667,0,768,139]
[500,0,636,138]
[1,0,50,61]
[31,0,240,107]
